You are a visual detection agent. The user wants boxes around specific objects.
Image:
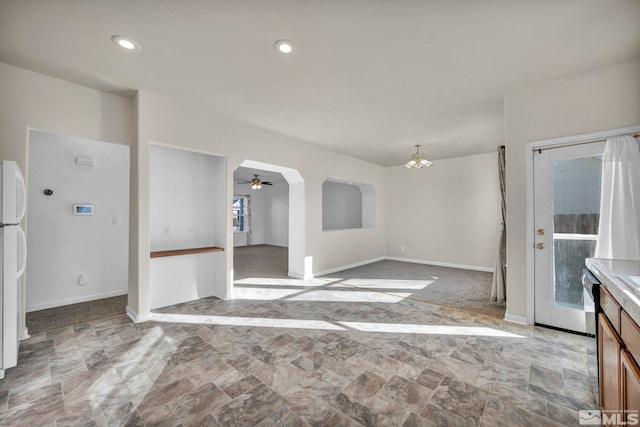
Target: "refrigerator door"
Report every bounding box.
[0,161,27,226]
[0,225,19,374]
[16,226,26,279]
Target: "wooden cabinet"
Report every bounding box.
[597,287,640,420]
[620,350,640,424]
[599,313,622,412]
[601,286,621,333]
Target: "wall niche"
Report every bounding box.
[149,144,226,309]
[322,178,375,231]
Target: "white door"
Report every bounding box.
[533,141,604,333]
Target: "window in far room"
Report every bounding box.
[233,196,249,232]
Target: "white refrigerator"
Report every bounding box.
[0,161,27,379]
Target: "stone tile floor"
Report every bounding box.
[0,296,597,426]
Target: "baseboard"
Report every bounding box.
[293,256,492,279]
[26,290,128,312]
[19,327,30,341]
[384,256,494,273]
[313,257,386,277]
[503,313,529,325]
[126,305,152,323]
[287,272,304,279]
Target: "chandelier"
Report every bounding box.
[405,144,432,169]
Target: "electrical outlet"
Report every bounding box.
[112,216,119,225]
[78,274,87,286]
[164,225,170,235]
[189,225,195,233]
[400,246,405,252]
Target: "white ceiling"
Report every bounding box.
[1,1,639,166]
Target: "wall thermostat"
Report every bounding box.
[73,204,94,215]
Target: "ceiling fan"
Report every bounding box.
[238,174,273,190]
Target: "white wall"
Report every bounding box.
[0,63,135,168]
[263,183,289,247]
[505,58,640,320]
[385,152,501,270]
[132,90,387,318]
[149,144,225,309]
[322,181,363,230]
[4,63,504,322]
[26,130,130,311]
[0,63,134,330]
[150,145,220,251]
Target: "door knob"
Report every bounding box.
[537,243,545,249]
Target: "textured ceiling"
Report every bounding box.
[1,0,639,166]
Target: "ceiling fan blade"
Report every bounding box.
[261,181,273,185]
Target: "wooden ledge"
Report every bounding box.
[150,246,224,258]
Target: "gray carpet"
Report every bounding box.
[26,295,128,334]
[322,260,506,317]
[234,244,288,279]
[234,245,505,317]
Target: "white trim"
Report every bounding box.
[503,313,529,325]
[526,140,536,326]
[530,125,640,150]
[19,328,30,341]
[298,256,494,279]
[312,257,386,277]
[525,125,640,326]
[553,233,597,241]
[385,256,494,273]
[127,305,152,323]
[26,290,128,312]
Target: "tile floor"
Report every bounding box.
[0,296,597,426]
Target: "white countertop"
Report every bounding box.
[586,258,640,325]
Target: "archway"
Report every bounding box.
[233,160,307,283]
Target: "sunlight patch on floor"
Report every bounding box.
[232,287,304,300]
[230,276,414,303]
[337,321,524,338]
[150,312,524,338]
[334,279,433,290]
[151,312,344,330]
[233,277,330,287]
[285,290,411,303]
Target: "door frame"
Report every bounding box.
[525,125,640,326]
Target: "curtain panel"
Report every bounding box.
[491,145,507,303]
[595,135,640,260]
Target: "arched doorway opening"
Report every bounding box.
[232,160,306,288]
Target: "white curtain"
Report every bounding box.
[595,135,640,260]
[491,146,506,303]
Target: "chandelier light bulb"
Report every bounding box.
[405,144,432,169]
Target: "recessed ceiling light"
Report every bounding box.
[274,39,294,54]
[111,35,141,52]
